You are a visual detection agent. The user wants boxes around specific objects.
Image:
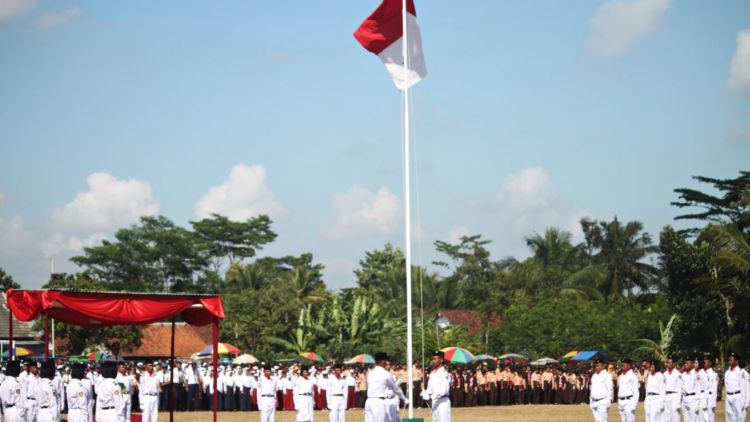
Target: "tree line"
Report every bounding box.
[1,170,747,363]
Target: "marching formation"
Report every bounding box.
[0,352,748,422]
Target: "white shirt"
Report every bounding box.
[680,368,700,401]
[618,369,639,401]
[590,369,613,403]
[704,367,718,398]
[138,371,160,396]
[367,366,401,399]
[66,378,90,410]
[327,375,348,402]
[645,371,665,396]
[294,377,314,396]
[257,375,279,398]
[663,368,682,395]
[0,375,24,408]
[115,372,134,395]
[423,366,450,402]
[724,365,748,404]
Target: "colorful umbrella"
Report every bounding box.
[300,352,324,362]
[87,351,105,361]
[560,350,579,362]
[197,343,241,356]
[498,353,529,364]
[530,357,559,366]
[473,353,495,362]
[347,354,375,364]
[2,347,34,358]
[441,347,474,364]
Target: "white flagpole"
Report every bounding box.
[402,0,414,418]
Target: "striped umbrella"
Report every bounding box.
[473,353,495,362]
[2,347,33,358]
[560,350,579,362]
[300,352,324,362]
[197,343,241,356]
[441,347,474,364]
[347,354,375,364]
[498,353,529,364]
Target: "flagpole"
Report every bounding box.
[402,0,414,418]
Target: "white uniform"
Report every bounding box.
[23,373,39,422]
[65,379,90,422]
[257,375,279,422]
[644,371,665,422]
[138,371,160,422]
[724,365,748,422]
[94,378,124,422]
[81,376,94,422]
[681,369,701,422]
[35,378,60,422]
[702,367,718,422]
[617,369,639,422]
[590,369,613,422]
[365,366,403,422]
[115,372,134,422]
[294,377,315,422]
[421,366,450,422]
[326,374,348,422]
[662,368,682,422]
[0,375,26,422]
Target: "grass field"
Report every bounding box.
[157,402,729,421]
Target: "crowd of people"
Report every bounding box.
[0,351,748,422]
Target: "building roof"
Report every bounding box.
[438,309,502,336]
[124,323,213,359]
[0,294,41,339]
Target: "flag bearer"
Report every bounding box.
[589,358,612,422]
[421,350,451,422]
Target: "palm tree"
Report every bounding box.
[580,217,659,300]
[524,228,578,269]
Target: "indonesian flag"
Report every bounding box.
[354,0,427,90]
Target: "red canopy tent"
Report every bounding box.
[5,289,225,422]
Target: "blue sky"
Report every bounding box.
[1,0,749,289]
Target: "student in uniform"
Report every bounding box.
[589,358,613,422]
[420,351,450,422]
[257,365,280,422]
[642,360,665,422]
[326,364,348,422]
[137,362,160,422]
[1,360,25,422]
[702,356,718,422]
[681,356,701,422]
[95,362,124,422]
[617,358,639,422]
[36,361,60,422]
[723,352,748,422]
[294,366,315,422]
[66,363,90,422]
[365,352,407,422]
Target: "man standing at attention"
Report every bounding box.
[421,350,451,422]
[589,358,612,422]
[642,359,665,422]
[724,352,748,422]
[258,365,279,422]
[617,358,639,422]
[681,356,701,422]
[327,364,348,422]
[138,362,160,422]
[662,356,682,422]
[365,352,406,422]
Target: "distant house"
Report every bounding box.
[123,322,213,361]
[437,309,502,336]
[0,294,44,356]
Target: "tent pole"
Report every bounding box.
[169,317,176,422]
[44,313,49,360]
[212,320,219,422]
[8,303,13,361]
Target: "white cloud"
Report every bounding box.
[587,0,670,59]
[728,29,750,96]
[0,0,36,22]
[195,164,286,221]
[325,186,400,238]
[41,232,107,258]
[34,6,80,30]
[0,213,34,259]
[729,125,750,144]
[51,172,160,232]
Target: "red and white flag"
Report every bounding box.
[354,0,427,90]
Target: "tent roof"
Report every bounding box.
[5,289,224,328]
[570,350,607,361]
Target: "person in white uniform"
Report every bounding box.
[0,360,26,422]
[681,356,701,422]
[326,364,348,422]
[137,362,160,422]
[421,350,451,422]
[258,365,280,422]
[642,359,665,422]
[701,356,718,422]
[66,364,90,422]
[23,360,39,422]
[35,361,60,422]
[115,363,134,422]
[589,358,612,422]
[724,352,748,422]
[365,352,407,422]
[662,356,682,422]
[95,362,124,422]
[294,366,315,422]
[617,358,639,422]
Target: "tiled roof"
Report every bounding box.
[0,295,41,339]
[123,323,213,359]
[438,309,502,336]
